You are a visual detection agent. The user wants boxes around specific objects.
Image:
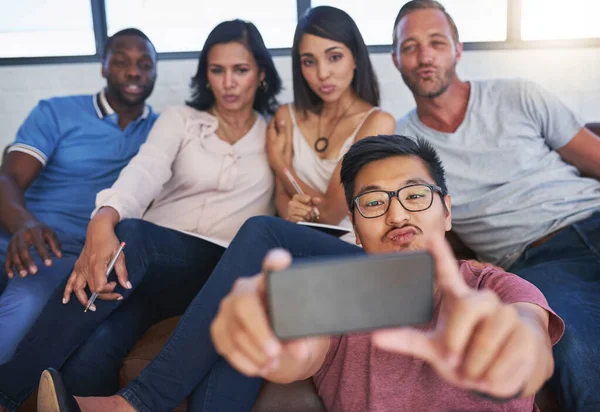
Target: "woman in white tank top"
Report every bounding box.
[266,6,396,244]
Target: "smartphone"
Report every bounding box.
[267,251,434,340]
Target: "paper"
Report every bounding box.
[178,230,230,249]
[297,221,353,238]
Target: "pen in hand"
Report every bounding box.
[84,241,126,313]
[283,168,320,221]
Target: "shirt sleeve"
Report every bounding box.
[8,100,61,166]
[476,265,565,345]
[93,106,186,221]
[520,79,584,150]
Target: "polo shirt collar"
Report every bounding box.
[93,90,150,121]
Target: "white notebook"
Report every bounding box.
[178,230,230,249]
[298,221,353,238]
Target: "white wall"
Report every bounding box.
[1,47,599,149]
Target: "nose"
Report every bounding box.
[317,61,330,81]
[125,63,141,80]
[385,196,411,226]
[223,70,235,90]
[418,46,434,66]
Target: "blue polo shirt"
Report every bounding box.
[7,91,158,242]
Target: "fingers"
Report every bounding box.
[31,229,51,268]
[460,305,519,381]
[90,260,109,293]
[212,277,281,377]
[63,271,79,304]
[441,290,499,363]
[113,251,131,290]
[8,239,27,277]
[428,234,470,298]
[372,328,443,366]
[288,196,314,223]
[479,326,534,397]
[95,282,124,301]
[42,227,62,258]
[17,235,36,276]
[74,285,91,309]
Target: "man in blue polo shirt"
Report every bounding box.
[0,28,158,363]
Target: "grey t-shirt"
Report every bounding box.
[396,78,600,268]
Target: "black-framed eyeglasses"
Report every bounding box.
[352,183,445,219]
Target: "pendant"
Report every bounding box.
[314,137,329,153]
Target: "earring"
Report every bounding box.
[206,82,211,90]
[260,80,268,92]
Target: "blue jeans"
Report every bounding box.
[0,229,84,364]
[0,219,224,411]
[509,212,600,412]
[117,216,362,412]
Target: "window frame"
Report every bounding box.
[1,0,599,66]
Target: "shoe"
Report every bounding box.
[37,368,81,412]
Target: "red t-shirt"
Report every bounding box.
[312,261,565,412]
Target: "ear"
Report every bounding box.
[454,41,463,64]
[391,51,401,72]
[348,211,363,246]
[443,194,452,232]
[101,60,108,79]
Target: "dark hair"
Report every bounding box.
[292,6,380,113]
[340,134,448,210]
[103,28,156,60]
[392,0,460,50]
[186,20,282,116]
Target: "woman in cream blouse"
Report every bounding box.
[1,19,282,405]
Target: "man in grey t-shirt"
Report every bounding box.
[392,1,600,411]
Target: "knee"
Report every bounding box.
[237,216,283,242]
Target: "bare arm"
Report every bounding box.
[274,177,292,219]
[277,110,396,225]
[0,151,62,277]
[557,127,600,180]
[0,151,43,233]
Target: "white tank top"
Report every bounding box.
[288,105,379,244]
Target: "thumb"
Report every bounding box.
[372,328,442,365]
[262,248,292,274]
[428,234,469,298]
[311,197,322,206]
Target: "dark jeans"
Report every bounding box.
[0,229,84,364]
[0,219,224,411]
[116,216,362,412]
[509,212,600,412]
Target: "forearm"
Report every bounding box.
[275,190,291,219]
[0,175,36,233]
[88,206,121,231]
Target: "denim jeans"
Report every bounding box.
[0,219,224,411]
[509,212,600,412]
[0,229,84,364]
[118,216,363,412]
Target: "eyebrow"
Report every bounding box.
[208,63,251,68]
[300,46,342,58]
[355,178,432,196]
[400,32,448,47]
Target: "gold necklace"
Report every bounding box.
[315,98,358,153]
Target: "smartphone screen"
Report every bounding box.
[267,251,434,339]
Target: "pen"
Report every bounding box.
[283,168,320,221]
[84,241,126,313]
